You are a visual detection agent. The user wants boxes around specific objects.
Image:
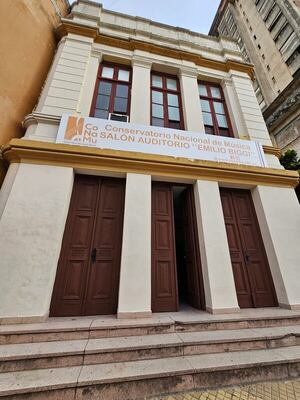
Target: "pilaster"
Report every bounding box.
[130,58,152,125]
[179,68,205,132]
[118,173,152,318]
[252,185,300,310]
[194,180,240,314]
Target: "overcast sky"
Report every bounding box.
[82,0,221,35]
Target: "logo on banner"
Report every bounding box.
[65,116,85,141]
[64,116,100,145]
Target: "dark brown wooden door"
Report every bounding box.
[50,175,125,317]
[152,183,178,312]
[220,188,277,308]
[182,187,205,310]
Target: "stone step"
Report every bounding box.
[1,325,300,373]
[1,309,300,345]
[0,345,300,399]
[0,317,174,345]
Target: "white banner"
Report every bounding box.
[56,114,267,168]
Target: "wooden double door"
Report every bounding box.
[220,188,277,308]
[50,175,125,317]
[151,182,205,312]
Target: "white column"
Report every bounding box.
[130,59,152,125]
[221,77,248,140]
[229,71,273,146]
[0,163,74,323]
[194,180,240,314]
[78,53,101,116]
[252,185,300,310]
[118,173,152,318]
[179,69,205,132]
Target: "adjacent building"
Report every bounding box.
[0,0,300,323]
[0,0,70,186]
[209,0,300,153]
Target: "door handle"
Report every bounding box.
[91,248,97,263]
[245,254,250,263]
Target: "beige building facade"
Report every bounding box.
[0,0,299,323]
[0,0,70,187]
[210,0,300,153]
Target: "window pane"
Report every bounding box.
[118,69,130,81]
[152,90,163,104]
[204,125,215,135]
[114,97,127,113]
[168,106,180,121]
[116,84,129,98]
[216,114,228,128]
[101,66,114,79]
[152,75,163,88]
[98,81,112,95]
[200,99,211,112]
[211,86,221,99]
[219,128,230,137]
[94,109,109,119]
[167,93,179,106]
[167,78,177,90]
[96,94,110,110]
[198,84,208,96]
[213,101,225,114]
[152,103,164,118]
[169,121,181,130]
[203,112,213,126]
[152,117,165,127]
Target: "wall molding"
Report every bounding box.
[2,139,298,188]
[56,21,255,80]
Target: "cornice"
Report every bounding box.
[56,21,255,80]
[23,113,61,129]
[263,145,281,158]
[2,139,298,189]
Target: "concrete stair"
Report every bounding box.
[0,309,300,399]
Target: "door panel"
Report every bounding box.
[182,187,205,310]
[220,188,277,308]
[50,175,125,317]
[85,179,125,315]
[152,183,178,312]
[220,190,253,308]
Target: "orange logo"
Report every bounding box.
[64,116,84,140]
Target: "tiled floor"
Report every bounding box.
[149,379,300,399]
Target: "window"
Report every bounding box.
[151,73,184,129]
[286,45,300,68]
[90,63,131,120]
[198,82,233,137]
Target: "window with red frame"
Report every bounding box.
[90,64,131,120]
[198,82,233,137]
[151,73,184,129]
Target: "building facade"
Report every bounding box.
[209,0,300,153]
[0,0,299,323]
[0,0,70,187]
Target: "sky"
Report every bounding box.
[78,0,221,35]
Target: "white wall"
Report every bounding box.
[0,163,74,322]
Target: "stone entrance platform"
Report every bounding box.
[0,308,300,399]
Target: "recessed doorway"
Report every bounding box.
[151,182,205,312]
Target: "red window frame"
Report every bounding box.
[151,72,185,130]
[198,81,234,137]
[90,63,132,119]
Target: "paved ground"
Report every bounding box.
[149,379,300,399]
